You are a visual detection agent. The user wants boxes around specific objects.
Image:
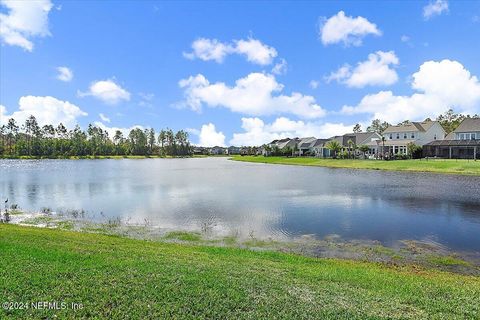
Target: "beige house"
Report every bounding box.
[381,121,445,155]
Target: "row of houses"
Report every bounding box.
[267,118,480,159]
[193,146,261,156]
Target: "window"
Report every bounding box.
[434,134,437,140]
[471,133,476,140]
[389,134,393,139]
[396,133,400,139]
[403,133,407,139]
[411,133,415,139]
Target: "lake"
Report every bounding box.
[1,158,479,252]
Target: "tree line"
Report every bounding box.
[0,115,193,158]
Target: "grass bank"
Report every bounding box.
[1,225,479,319]
[231,156,480,175]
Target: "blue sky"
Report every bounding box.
[1,0,479,146]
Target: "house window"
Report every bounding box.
[403,133,407,139]
[434,134,437,140]
[396,133,400,139]
[472,133,476,140]
[411,133,415,139]
[389,134,393,139]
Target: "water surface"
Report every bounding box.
[1,158,479,252]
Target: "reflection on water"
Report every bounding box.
[1,158,479,251]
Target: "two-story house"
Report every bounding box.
[380,121,445,156]
[423,118,480,159]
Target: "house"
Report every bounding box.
[311,139,331,157]
[297,137,317,156]
[227,146,241,155]
[380,121,445,156]
[312,132,381,158]
[265,138,300,156]
[423,118,480,159]
[210,146,226,155]
[193,147,208,155]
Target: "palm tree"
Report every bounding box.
[325,140,341,159]
[347,139,354,159]
[358,145,370,159]
[381,136,386,159]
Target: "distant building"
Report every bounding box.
[227,146,241,155]
[423,118,480,159]
[380,121,445,156]
[210,146,226,155]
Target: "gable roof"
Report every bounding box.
[383,121,439,133]
[454,118,480,132]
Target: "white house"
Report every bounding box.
[381,121,445,155]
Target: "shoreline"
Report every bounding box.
[4,209,479,275]
[1,223,479,319]
[230,155,480,176]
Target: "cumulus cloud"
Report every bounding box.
[341,59,480,123]
[423,0,449,20]
[326,51,399,88]
[99,113,110,123]
[319,11,381,46]
[93,121,143,138]
[56,66,73,82]
[183,37,277,65]
[0,95,87,127]
[271,58,287,75]
[194,123,226,147]
[178,72,326,119]
[230,117,354,146]
[78,80,131,105]
[0,0,53,51]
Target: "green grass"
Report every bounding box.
[1,225,479,319]
[427,255,472,267]
[231,156,480,175]
[163,231,203,242]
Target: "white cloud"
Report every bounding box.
[309,80,320,89]
[0,96,87,128]
[319,11,381,46]
[178,72,326,119]
[99,113,110,123]
[183,37,277,65]
[183,38,231,63]
[93,121,143,138]
[79,80,131,105]
[234,38,277,65]
[197,123,225,147]
[326,51,399,88]
[271,58,287,75]
[0,0,53,51]
[56,66,73,82]
[230,117,354,146]
[401,35,410,42]
[341,59,480,123]
[423,0,449,20]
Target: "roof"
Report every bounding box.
[313,139,330,147]
[454,118,480,132]
[383,121,439,133]
[425,139,480,146]
[298,137,317,148]
[352,132,381,145]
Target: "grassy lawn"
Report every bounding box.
[1,225,479,319]
[231,156,480,175]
